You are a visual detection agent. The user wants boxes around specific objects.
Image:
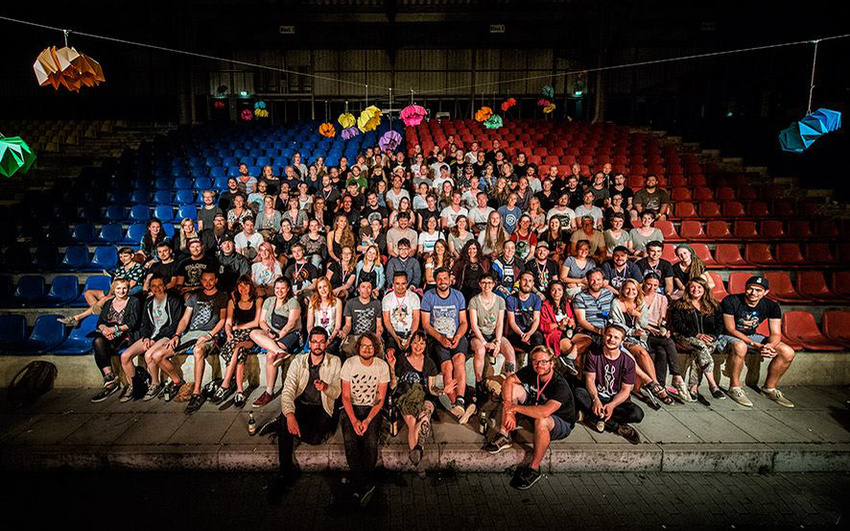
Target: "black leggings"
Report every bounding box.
[574,386,644,431]
[278,399,338,477]
[648,335,680,384]
[92,334,129,371]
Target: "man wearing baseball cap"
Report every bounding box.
[175,237,220,298]
[718,276,795,408]
[217,234,250,293]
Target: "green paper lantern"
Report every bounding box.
[0,136,36,177]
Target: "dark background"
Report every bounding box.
[1,0,847,191]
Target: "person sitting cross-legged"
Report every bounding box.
[484,345,576,490]
[573,323,644,444]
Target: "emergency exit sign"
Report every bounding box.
[489,24,505,33]
[279,26,296,34]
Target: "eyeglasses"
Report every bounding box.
[532,359,553,366]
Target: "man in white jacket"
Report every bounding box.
[277,326,342,482]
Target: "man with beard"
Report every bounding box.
[506,271,545,349]
[216,234,250,293]
[200,212,229,255]
[633,174,671,221]
[175,238,220,298]
[601,246,644,296]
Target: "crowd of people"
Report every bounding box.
[64,139,798,495]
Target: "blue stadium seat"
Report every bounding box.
[222,156,238,166]
[177,205,197,221]
[44,275,80,306]
[153,190,173,205]
[46,222,72,246]
[59,246,90,271]
[20,315,66,354]
[155,178,172,190]
[72,223,97,244]
[14,275,47,307]
[163,223,176,239]
[193,178,212,191]
[175,190,195,205]
[53,315,98,355]
[104,205,126,222]
[0,315,27,352]
[171,167,188,179]
[154,205,174,222]
[209,167,225,179]
[69,275,111,307]
[78,205,102,221]
[213,176,229,190]
[85,246,118,271]
[174,177,192,190]
[32,246,61,271]
[129,205,151,223]
[123,223,147,245]
[130,190,150,204]
[97,223,125,244]
[227,167,240,177]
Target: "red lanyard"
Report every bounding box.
[536,373,552,403]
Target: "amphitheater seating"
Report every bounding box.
[14,275,47,307]
[18,315,66,354]
[70,276,111,307]
[44,276,81,307]
[53,315,98,355]
[822,311,850,348]
[781,312,842,352]
[0,315,27,351]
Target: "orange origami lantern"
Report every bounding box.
[33,46,104,92]
[319,123,336,138]
[475,106,493,122]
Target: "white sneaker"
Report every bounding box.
[761,388,794,408]
[727,387,753,407]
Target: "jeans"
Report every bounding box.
[341,404,383,487]
[278,398,337,477]
[648,335,680,384]
[574,386,644,431]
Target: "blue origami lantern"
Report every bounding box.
[779,108,842,153]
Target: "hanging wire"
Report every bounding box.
[807,40,820,115]
[63,29,69,47]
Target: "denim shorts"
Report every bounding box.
[719,333,765,352]
[550,415,573,441]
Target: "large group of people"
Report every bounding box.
[65,139,798,495]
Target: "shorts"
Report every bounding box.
[432,336,470,364]
[719,333,765,353]
[273,329,304,353]
[383,332,410,355]
[549,415,573,441]
[469,332,496,344]
[178,330,212,350]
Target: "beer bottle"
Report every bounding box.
[247,412,257,436]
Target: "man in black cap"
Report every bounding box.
[175,237,220,298]
[718,276,796,408]
[217,234,250,293]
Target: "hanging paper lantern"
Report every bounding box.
[254,108,269,118]
[543,103,556,114]
[541,86,554,99]
[33,46,104,92]
[0,136,37,178]
[475,106,494,122]
[214,100,226,110]
[779,108,843,153]
[357,106,382,132]
[338,112,356,128]
[319,123,336,138]
[537,98,551,107]
[240,109,253,121]
[341,127,360,140]
[254,101,267,110]
[400,104,427,126]
[500,98,517,112]
[484,115,503,130]
[379,130,402,152]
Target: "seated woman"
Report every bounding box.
[388,196,414,229]
[386,331,456,469]
[670,278,727,402]
[539,281,578,371]
[250,242,281,298]
[226,193,251,233]
[559,240,597,299]
[418,215,443,256]
[671,244,715,299]
[249,277,303,408]
[136,218,170,268]
[89,279,142,403]
[327,214,356,263]
[477,210,508,257]
[355,244,386,299]
[212,276,262,408]
[326,245,357,300]
[448,215,474,260]
[451,239,490,302]
[604,192,631,230]
[608,278,673,407]
[509,214,538,262]
[642,273,687,400]
[468,274,516,396]
[491,240,524,299]
[174,217,201,259]
[281,196,308,235]
[255,195,282,241]
[629,211,663,258]
[300,218,328,269]
[604,213,633,258]
[271,219,298,269]
[358,218,388,258]
[306,277,344,354]
[422,239,453,292]
[117,275,183,402]
[539,217,567,264]
[59,247,145,326]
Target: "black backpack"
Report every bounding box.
[131,365,151,400]
[7,361,58,406]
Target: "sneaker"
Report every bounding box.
[674,380,692,403]
[271,351,290,368]
[484,432,512,454]
[211,385,234,404]
[91,383,120,403]
[761,388,794,408]
[727,387,753,407]
[458,402,477,425]
[119,386,134,403]
[184,393,205,415]
[258,415,282,437]
[710,387,727,400]
[233,392,246,408]
[409,445,423,466]
[617,424,641,445]
[358,484,376,507]
[143,384,163,401]
[252,391,274,408]
[450,400,465,419]
[559,356,579,377]
[513,466,542,490]
[102,372,118,388]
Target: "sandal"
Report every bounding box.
[649,382,674,406]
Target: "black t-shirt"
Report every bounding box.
[635,258,674,286]
[528,259,559,293]
[536,190,558,212]
[720,294,782,336]
[284,261,319,293]
[361,205,389,226]
[300,359,323,406]
[177,256,220,288]
[564,186,583,210]
[417,208,440,229]
[608,185,634,205]
[149,260,180,287]
[515,365,575,423]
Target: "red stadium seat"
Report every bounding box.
[713,244,746,268]
[813,219,840,239]
[699,202,722,218]
[716,187,736,202]
[776,243,805,265]
[727,272,750,295]
[798,202,821,218]
[671,188,692,201]
[787,220,813,239]
[736,185,758,201]
[690,243,717,267]
[680,220,707,240]
[655,220,681,241]
[733,220,759,239]
[708,272,728,301]
[744,243,775,267]
[706,221,733,239]
[748,202,770,217]
[822,311,850,348]
[796,271,843,302]
[662,244,677,263]
[837,243,850,263]
[781,312,842,351]
[723,201,747,218]
[675,202,697,218]
[693,187,714,201]
[833,271,850,300]
[761,220,787,240]
[773,200,796,218]
[805,243,834,264]
[763,272,809,303]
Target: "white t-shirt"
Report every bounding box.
[433,176,454,191]
[385,189,410,211]
[469,206,494,227]
[547,206,577,228]
[234,231,264,251]
[340,356,391,407]
[440,206,468,228]
[382,290,421,335]
[251,262,282,287]
[575,205,604,226]
[418,230,442,253]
